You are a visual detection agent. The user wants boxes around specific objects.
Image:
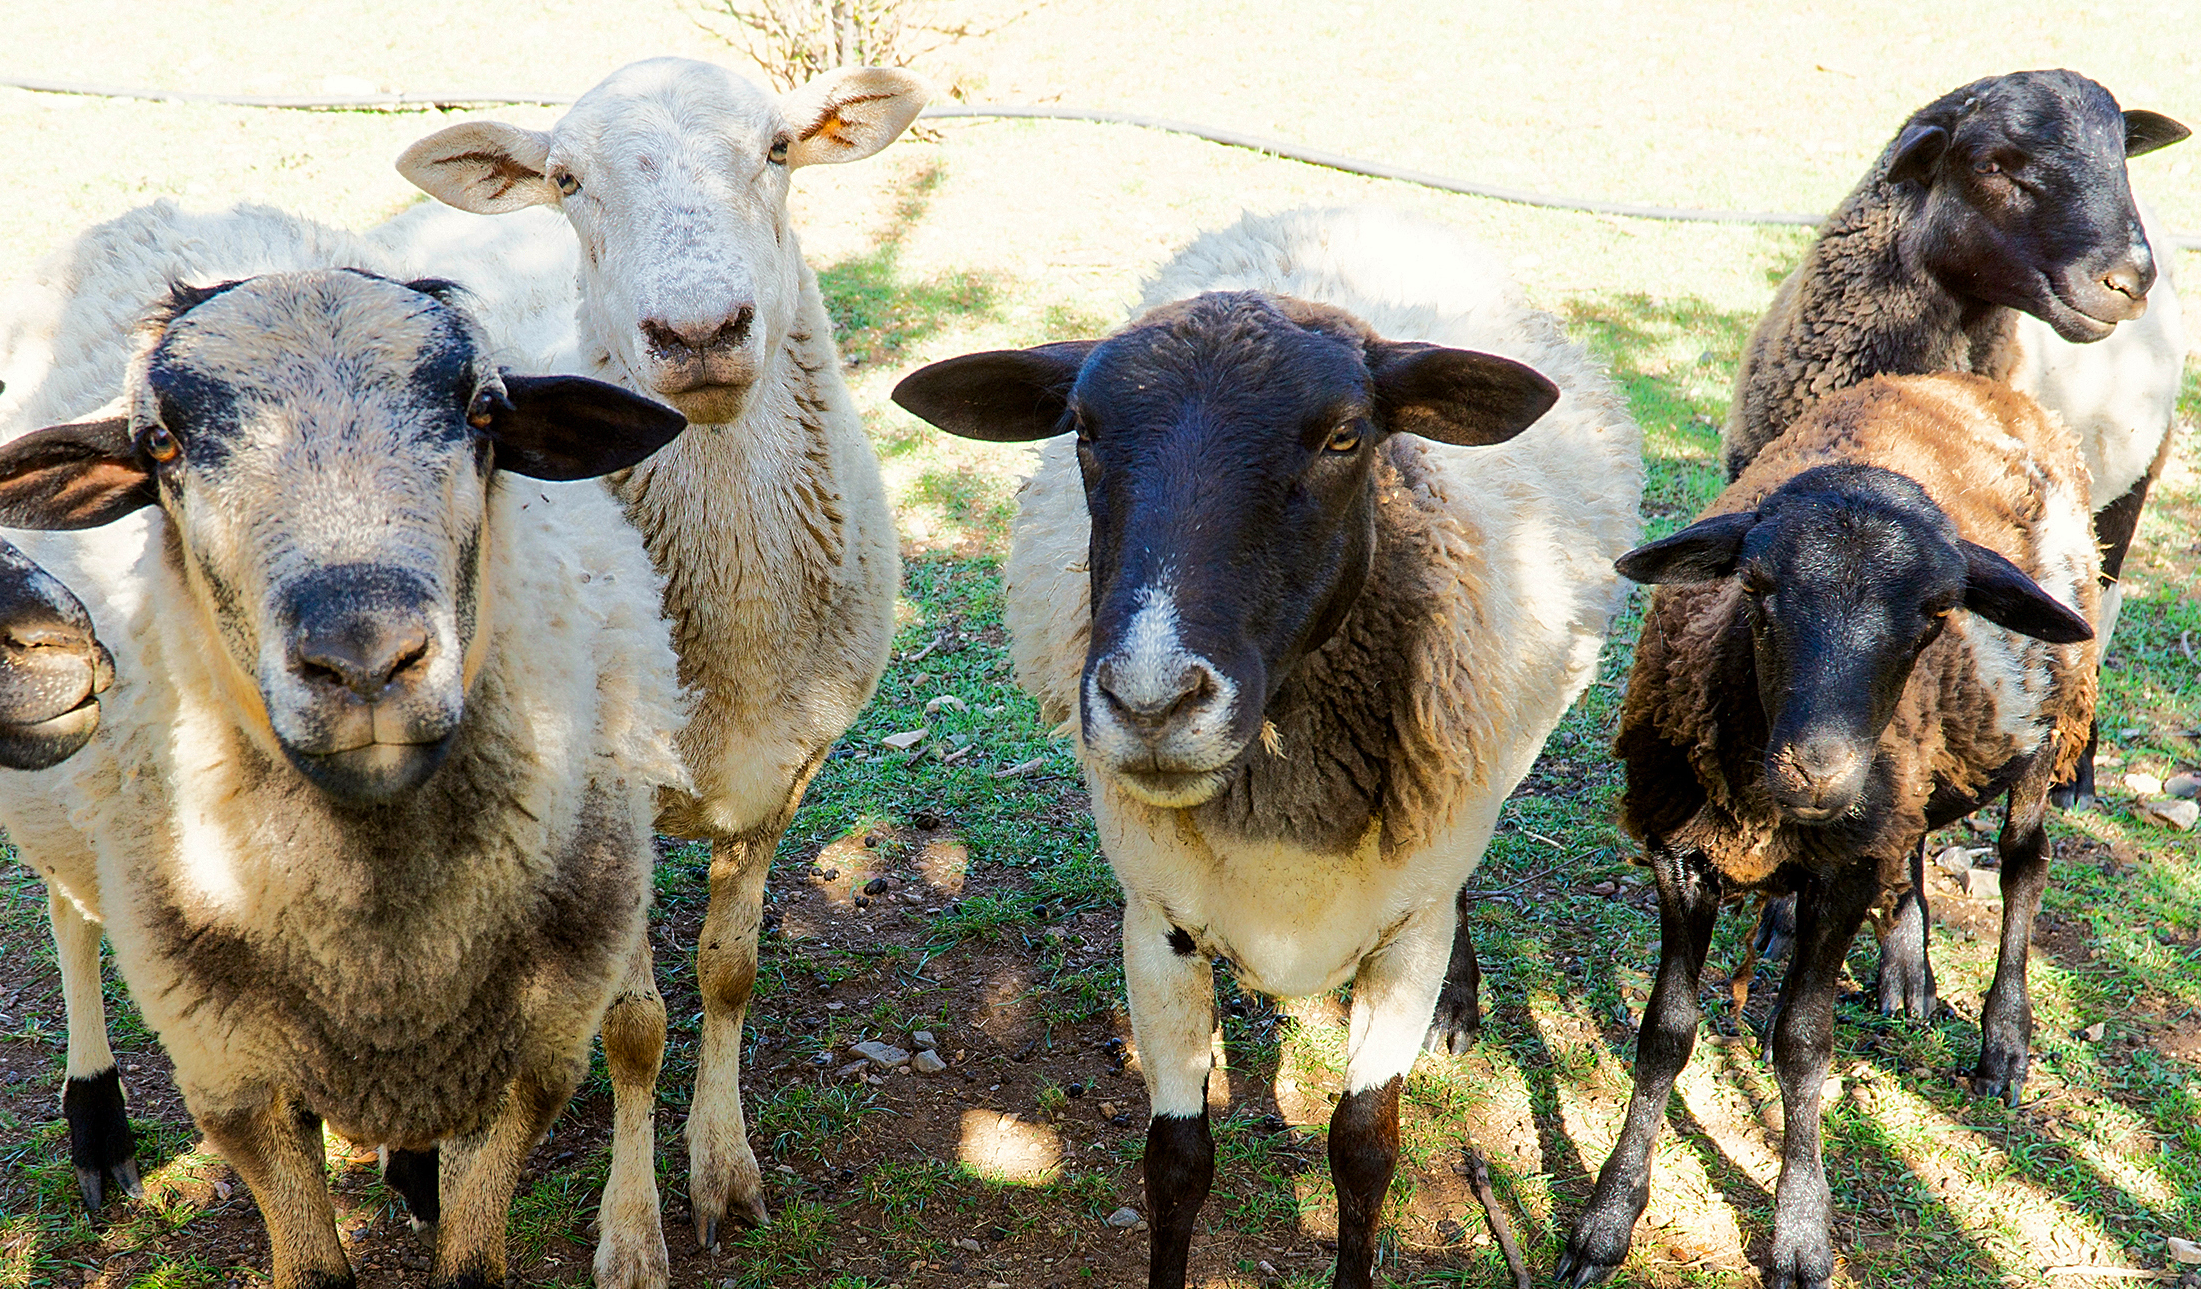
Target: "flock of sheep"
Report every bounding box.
[0,53,2185,1289]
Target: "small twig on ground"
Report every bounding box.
[2043,1269,2178,1281]
[2182,629,2194,664]
[991,756,1048,778]
[1465,1148,1532,1289]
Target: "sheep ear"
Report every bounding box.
[891,341,1099,442]
[779,68,931,169]
[396,122,560,215]
[0,419,157,531]
[1366,341,1559,447]
[1615,512,1758,584]
[484,376,688,480]
[1959,541,2092,644]
[2124,110,2191,158]
[1886,122,1950,187]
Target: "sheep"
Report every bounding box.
[0,536,112,770]
[391,57,922,1244]
[0,253,691,1289]
[892,205,1644,1289]
[1557,373,2096,1289]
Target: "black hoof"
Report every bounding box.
[1874,966,1937,1021]
[63,1068,138,1211]
[1422,983,1481,1056]
[1753,894,1798,964]
[2048,781,2096,812]
[382,1146,440,1225]
[1552,1243,1621,1287]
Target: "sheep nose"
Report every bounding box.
[2103,248,2155,302]
[641,305,755,359]
[1772,736,1867,817]
[1093,654,1218,736]
[294,614,432,700]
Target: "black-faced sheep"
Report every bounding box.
[392,58,923,1244]
[0,266,689,1289]
[0,537,111,770]
[1558,373,2096,1289]
[893,206,1643,1289]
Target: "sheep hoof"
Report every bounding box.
[113,1157,143,1201]
[1551,1241,1622,1287]
[1422,993,1481,1056]
[2047,781,2095,811]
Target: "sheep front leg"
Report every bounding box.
[596,936,670,1289]
[688,821,779,1245]
[1557,845,1722,1288]
[196,1095,350,1289]
[1332,903,1450,1289]
[1763,863,1878,1289]
[1976,755,2057,1105]
[1125,896,1216,1289]
[433,1070,574,1289]
[49,885,139,1210]
[1421,883,1482,1055]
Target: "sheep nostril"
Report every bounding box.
[641,320,696,359]
[2102,259,2151,302]
[712,306,754,351]
[295,618,432,700]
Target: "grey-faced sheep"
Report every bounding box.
[0,264,690,1289]
[392,58,921,1244]
[1558,373,2096,1289]
[1720,69,2185,807]
[893,206,1643,1289]
[0,537,112,769]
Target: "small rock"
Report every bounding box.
[825,1001,845,1011]
[2140,798,2200,830]
[2117,726,2144,739]
[852,1040,912,1069]
[1587,879,1620,896]
[836,1060,869,1079]
[911,1050,948,1075]
[912,1030,938,1050]
[2171,1236,2201,1265]
[1106,1207,1143,1228]
[2167,772,2201,800]
[1257,1260,1279,1277]
[2126,772,2166,797]
[864,877,892,895]
[880,728,928,751]
[1962,867,2002,901]
[2081,1021,2107,1042]
[954,1237,983,1253]
[924,695,968,715]
[1935,845,1976,877]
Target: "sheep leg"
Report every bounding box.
[431,1068,573,1289]
[1975,759,2057,1106]
[49,884,138,1210]
[196,1095,351,1289]
[1421,882,1482,1055]
[1763,864,1878,1289]
[1873,838,1938,1020]
[596,936,670,1289]
[1332,903,1450,1289]
[1125,896,1216,1289]
[2052,470,2150,810]
[380,1147,439,1226]
[1556,845,1722,1289]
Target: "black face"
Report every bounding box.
[1618,464,2092,822]
[893,291,1558,806]
[0,537,113,770]
[1889,70,2189,342]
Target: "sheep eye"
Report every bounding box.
[553,171,581,197]
[144,424,182,464]
[768,136,791,165]
[1324,424,1362,453]
[1973,159,2002,176]
[467,390,500,430]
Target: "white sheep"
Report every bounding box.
[0,205,690,1289]
[892,205,1644,1289]
[392,58,921,1244]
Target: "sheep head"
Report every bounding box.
[1618,463,2090,822]
[0,271,685,804]
[1883,69,2188,344]
[397,58,929,425]
[894,290,1556,808]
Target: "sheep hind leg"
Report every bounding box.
[1557,845,1722,1289]
[1332,903,1451,1289]
[432,1068,574,1289]
[1975,757,2058,1106]
[1873,838,1937,1020]
[1421,883,1482,1056]
[595,936,669,1289]
[197,1095,351,1289]
[686,767,816,1248]
[50,885,138,1211]
[2053,471,2149,810]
